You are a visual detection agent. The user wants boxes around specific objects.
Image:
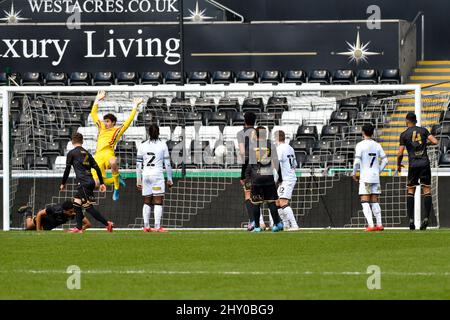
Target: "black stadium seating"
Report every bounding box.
[309,70,331,84]
[261,70,282,84]
[45,72,68,86]
[69,72,91,86]
[93,72,115,86]
[380,69,401,84]
[21,72,44,86]
[165,71,185,85]
[284,70,307,84]
[117,72,139,85]
[188,71,211,85]
[356,69,379,84]
[332,69,355,85]
[140,71,163,85]
[236,70,259,84]
[212,71,234,84]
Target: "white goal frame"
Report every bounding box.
[1,83,422,231]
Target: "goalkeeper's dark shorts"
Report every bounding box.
[250,183,278,204]
[74,181,96,205]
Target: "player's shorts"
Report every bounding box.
[359,182,381,196]
[251,183,278,204]
[407,165,431,187]
[277,180,296,200]
[91,150,115,180]
[32,217,57,230]
[74,181,96,205]
[142,175,165,197]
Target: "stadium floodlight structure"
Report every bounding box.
[1,83,429,231]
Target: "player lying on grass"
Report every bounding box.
[245,126,284,232]
[352,124,388,232]
[136,124,173,233]
[18,201,91,231]
[237,112,267,231]
[90,91,144,201]
[397,112,438,230]
[274,130,299,231]
[60,133,113,233]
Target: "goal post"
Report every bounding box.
[1,83,425,231]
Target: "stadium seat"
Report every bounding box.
[212,71,234,84]
[439,152,450,167]
[281,111,303,125]
[123,127,147,142]
[77,127,98,141]
[188,71,211,85]
[295,152,307,168]
[266,97,289,114]
[231,112,245,126]
[45,72,68,86]
[165,71,185,85]
[160,112,180,128]
[313,140,335,154]
[296,125,319,142]
[303,154,325,168]
[195,98,216,113]
[170,98,192,112]
[380,69,401,84]
[0,72,20,86]
[117,72,139,85]
[217,98,239,113]
[68,72,91,86]
[32,156,51,170]
[236,71,259,84]
[356,69,379,84]
[335,139,357,154]
[206,112,228,127]
[93,72,115,86]
[330,111,350,126]
[332,70,355,85]
[242,97,264,113]
[11,156,25,170]
[185,112,203,126]
[355,111,378,125]
[21,72,44,86]
[199,126,221,148]
[290,140,313,154]
[344,125,363,138]
[141,71,164,85]
[339,105,360,120]
[261,71,282,84]
[54,156,67,170]
[321,125,342,139]
[284,70,307,84]
[147,97,167,111]
[257,112,277,128]
[330,154,347,167]
[309,70,331,84]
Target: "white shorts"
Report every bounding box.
[277,181,296,200]
[142,175,165,197]
[359,182,381,195]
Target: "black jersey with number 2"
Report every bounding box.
[399,126,430,168]
[62,146,104,185]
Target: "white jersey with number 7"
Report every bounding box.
[354,139,387,184]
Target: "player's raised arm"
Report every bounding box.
[115,97,143,140]
[91,90,106,128]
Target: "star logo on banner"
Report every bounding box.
[336,30,382,64]
[0,2,30,24]
[184,1,214,22]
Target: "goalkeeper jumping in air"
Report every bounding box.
[90,91,144,201]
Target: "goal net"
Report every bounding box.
[2,84,442,231]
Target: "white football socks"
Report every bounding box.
[154,205,163,229]
[142,204,151,228]
[283,206,298,228]
[362,202,374,227]
[371,203,382,227]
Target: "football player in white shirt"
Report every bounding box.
[136,124,173,232]
[352,124,388,232]
[274,130,299,231]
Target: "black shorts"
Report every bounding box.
[32,217,58,231]
[408,165,431,187]
[75,181,96,204]
[251,183,278,204]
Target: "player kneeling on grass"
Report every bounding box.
[274,130,299,231]
[18,201,91,231]
[352,124,388,232]
[246,127,284,232]
[60,133,113,233]
[136,124,173,233]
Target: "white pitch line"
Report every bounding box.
[2,270,450,277]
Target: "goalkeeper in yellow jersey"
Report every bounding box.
[90,91,144,201]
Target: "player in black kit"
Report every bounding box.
[245,127,283,232]
[17,201,91,231]
[397,113,438,230]
[60,133,113,233]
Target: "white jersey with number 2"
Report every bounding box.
[354,139,386,184]
[137,140,170,178]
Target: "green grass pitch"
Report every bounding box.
[1,229,450,300]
